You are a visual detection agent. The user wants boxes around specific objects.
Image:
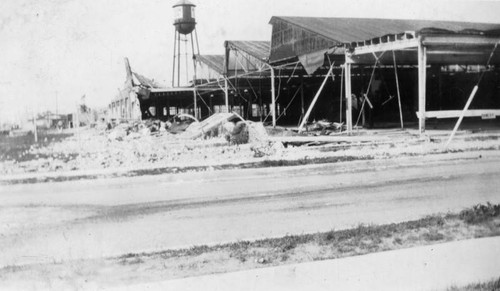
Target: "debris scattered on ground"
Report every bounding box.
[183,113,235,139]
[301,119,344,135]
[167,115,196,134]
[1,115,500,177]
[251,141,284,158]
[0,113,273,175]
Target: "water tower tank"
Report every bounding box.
[173,0,196,35]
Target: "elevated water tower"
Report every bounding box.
[172,0,200,87]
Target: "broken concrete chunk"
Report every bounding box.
[222,122,235,142]
[229,121,249,145]
[182,113,236,139]
[247,122,268,144]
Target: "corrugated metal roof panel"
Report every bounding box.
[197,55,225,75]
[270,16,500,44]
[225,40,270,61]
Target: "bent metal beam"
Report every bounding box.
[298,64,335,132]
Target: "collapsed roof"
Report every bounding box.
[132,72,162,89]
[196,41,271,78]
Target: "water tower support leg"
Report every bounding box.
[177,32,181,87]
[172,30,177,87]
[194,28,200,55]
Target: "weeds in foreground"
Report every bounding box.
[114,203,500,267]
[459,202,500,224]
[3,203,500,286]
[447,276,500,291]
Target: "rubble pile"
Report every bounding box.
[223,121,248,144]
[107,119,171,141]
[0,115,279,175]
[5,114,496,177]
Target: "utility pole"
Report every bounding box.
[32,109,38,143]
[55,91,59,115]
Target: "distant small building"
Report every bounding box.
[35,112,69,129]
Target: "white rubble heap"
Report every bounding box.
[1,119,500,176]
[0,120,283,175]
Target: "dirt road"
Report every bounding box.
[1,151,500,267]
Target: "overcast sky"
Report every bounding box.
[1,0,499,122]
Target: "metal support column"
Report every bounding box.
[270,66,276,127]
[193,89,197,119]
[345,62,353,134]
[418,38,427,134]
[224,77,229,112]
[300,76,305,119]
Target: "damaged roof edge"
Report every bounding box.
[224,40,271,62]
[269,16,500,45]
[132,72,163,89]
[269,16,345,44]
[269,16,500,67]
[196,54,225,75]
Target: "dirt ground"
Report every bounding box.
[1,152,500,288]
[1,206,499,290]
[1,124,500,181]
[1,125,500,289]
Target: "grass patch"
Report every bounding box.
[459,202,500,224]
[447,277,500,291]
[0,131,73,162]
[0,265,25,273]
[110,203,498,266]
[103,203,500,279]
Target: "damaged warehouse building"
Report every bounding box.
[109,12,500,136]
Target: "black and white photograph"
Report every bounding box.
[1,0,500,290]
